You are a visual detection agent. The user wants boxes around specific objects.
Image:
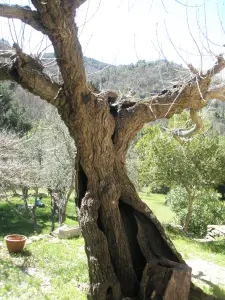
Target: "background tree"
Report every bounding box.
[0,83,32,135]
[166,187,225,237]
[0,99,75,232]
[135,122,225,233]
[0,130,41,232]
[1,1,225,299]
[0,131,25,192]
[34,108,76,228]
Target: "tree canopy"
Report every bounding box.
[136,122,225,192]
[135,120,225,232]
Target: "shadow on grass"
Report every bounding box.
[0,258,18,270]
[168,229,225,256]
[193,274,225,299]
[0,249,34,272]
[0,201,51,238]
[209,285,225,300]
[9,249,32,258]
[0,198,78,239]
[202,241,225,256]
[66,215,78,221]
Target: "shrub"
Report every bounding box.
[151,185,170,195]
[166,187,225,237]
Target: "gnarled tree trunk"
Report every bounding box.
[0,1,223,299]
[73,91,215,300]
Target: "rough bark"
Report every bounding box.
[31,187,41,234]
[61,170,75,223]
[49,189,60,231]
[22,186,29,211]
[0,2,224,299]
[183,190,194,233]
[140,260,192,299]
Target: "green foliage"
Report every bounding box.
[166,187,225,237]
[151,185,170,194]
[135,124,225,192]
[135,122,225,233]
[0,84,31,135]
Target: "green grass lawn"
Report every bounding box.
[0,195,78,241]
[139,191,175,223]
[139,192,225,263]
[0,237,88,300]
[170,232,225,267]
[1,191,225,299]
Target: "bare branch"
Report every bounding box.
[172,109,203,142]
[175,0,211,8]
[0,4,45,33]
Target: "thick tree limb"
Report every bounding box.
[205,83,225,101]
[140,260,191,299]
[0,1,88,111]
[30,0,87,102]
[74,0,88,8]
[114,56,225,158]
[0,4,45,33]
[207,54,225,76]
[0,46,66,107]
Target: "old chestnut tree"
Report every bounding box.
[0,1,225,299]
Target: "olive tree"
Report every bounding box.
[0,1,225,299]
[36,108,76,226]
[136,124,225,233]
[0,131,25,191]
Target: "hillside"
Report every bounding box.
[41,51,188,98]
[0,39,188,98]
[1,40,224,133]
[87,59,188,98]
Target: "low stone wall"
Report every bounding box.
[205,225,225,241]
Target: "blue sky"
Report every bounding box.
[0,0,225,70]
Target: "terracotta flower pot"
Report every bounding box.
[4,234,27,253]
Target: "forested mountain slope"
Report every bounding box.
[1,39,225,134]
[87,59,188,98]
[41,50,189,98]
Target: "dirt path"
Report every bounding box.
[187,259,225,289]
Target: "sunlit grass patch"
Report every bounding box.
[0,237,88,300]
[139,191,175,223]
